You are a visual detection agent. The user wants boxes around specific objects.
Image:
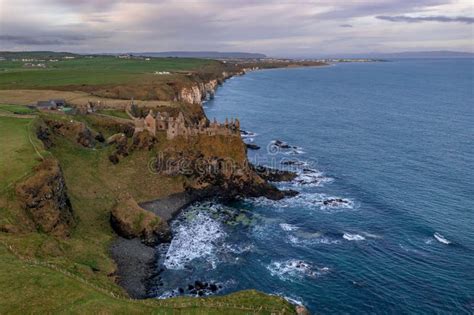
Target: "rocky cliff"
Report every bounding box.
[15,158,75,237]
[110,194,171,246]
[152,134,296,201]
[177,72,234,104]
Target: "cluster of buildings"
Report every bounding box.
[117,54,150,61]
[24,63,47,68]
[36,99,66,110]
[133,110,240,140]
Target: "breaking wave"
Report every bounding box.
[288,234,341,246]
[248,193,356,212]
[292,168,334,187]
[267,259,329,281]
[240,130,258,138]
[434,232,451,245]
[163,211,226,270]
[343,233,366,241]
[279,223,300,231]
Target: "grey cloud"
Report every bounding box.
[376,15,474,24]
[0,34,97,45]
[0,0,472,54]
[313,0,450,19]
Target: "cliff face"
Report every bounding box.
[204,79,218,99]
[177,72,234,104]
[153,135,295,200]
[178,85,202,104]
[15,158,75,237]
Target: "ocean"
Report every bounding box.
[151,59,474,313]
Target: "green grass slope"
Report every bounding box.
[0,56,218,89]
[0,115,44,190]
[0,245,292,314]
[0,113,295,314]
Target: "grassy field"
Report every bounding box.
[0,116,44,190]
[0,113,295,314]
[0,56,219,89]
[0,245,292,314]
[96,109,131,120]
[0,104,37,115]
[0,89,175,109]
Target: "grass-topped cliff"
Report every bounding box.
[0,53,240,104]
[0,105,296,314]
[0,52,320,313]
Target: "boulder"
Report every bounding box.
[106,133,126,145]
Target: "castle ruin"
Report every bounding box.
[132,109,240,140]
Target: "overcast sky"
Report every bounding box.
[0,0,473,56]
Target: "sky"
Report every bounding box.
[0,0,473,57]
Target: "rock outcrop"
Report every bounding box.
[131,130,155,151]
[178,85,202,104]
[251,164,298,182]
[177,76,228,104]
[15,158,75,237]
[110,194,170,246]
[44,118,96,148]
[151,135,297,200]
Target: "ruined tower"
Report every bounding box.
[144,110,156,136]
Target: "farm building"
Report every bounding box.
[36,99,66,110]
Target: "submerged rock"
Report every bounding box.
[322,198,349,207]
[251,164,298,182]
[245,143,261,150]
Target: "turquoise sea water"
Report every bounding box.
[152,59,474,313]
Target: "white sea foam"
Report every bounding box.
[280,223,299,231]
[292,168,334,187]
[284,149,306,155]
[343,233,366,241]
[361,232,382,239]
[224,243,254,254]
[163,212,226,270]
[434,232,451,245]
[288,234,340,246]
[267,259,329,281]
[279,294,304,306]
[157,290,177,299]
[248,193,356,212]
[280,159,310,167]
[240,131,258,138]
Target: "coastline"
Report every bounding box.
[108,69,238,298]
[109,190,208,298]
[108,66,304,299]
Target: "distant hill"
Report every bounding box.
[0,51,78,59]
[370,51,474,59]
[315,50,474,59]
[133,51,267,59]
